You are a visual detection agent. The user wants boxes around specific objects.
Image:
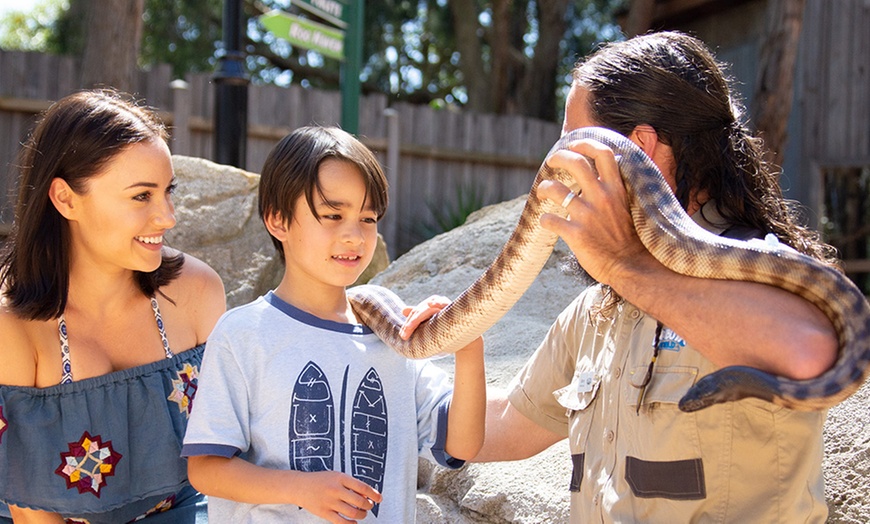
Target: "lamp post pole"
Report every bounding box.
[340,0,363,134]
[213,0,249,168]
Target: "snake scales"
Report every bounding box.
[349,126,870,412]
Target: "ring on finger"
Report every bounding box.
[560,190,577,209]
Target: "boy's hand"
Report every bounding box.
[297,471,383,524]
[399,295,451,340]
[399,295,484,355]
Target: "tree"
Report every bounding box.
[752,0,806,170]
[46,0,145,92]
[4,0,624,121]
[80,0,145,91]
[0,0,65,51]
[623,0,654,38]
[244,0,624,120]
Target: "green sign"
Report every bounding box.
[295,0,347,29]
[260,10,345,60]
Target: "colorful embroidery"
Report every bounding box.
[131,495,176,521]
[55,431,122,497]
[168,363,199,416]
[150,297,174,358]
[59,317,73,384]
[0,405,7,444]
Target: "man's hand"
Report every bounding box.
[537,138,652,289]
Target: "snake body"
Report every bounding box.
[349,126,870,412]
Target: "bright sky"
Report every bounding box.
[0,0,39,16]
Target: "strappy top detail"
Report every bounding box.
[57,297,174,384]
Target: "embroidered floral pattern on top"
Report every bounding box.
[168,362,199,416]
[55,431,123,497]
[0,405,7,443]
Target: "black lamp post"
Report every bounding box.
[213,0,249,168]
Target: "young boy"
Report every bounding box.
[182,126,485,523]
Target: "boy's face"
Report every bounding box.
[275,159,379,294]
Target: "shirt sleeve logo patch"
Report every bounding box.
[657,327,686,352]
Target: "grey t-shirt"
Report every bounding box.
[183,291,460,523]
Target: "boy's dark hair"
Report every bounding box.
[0,89,184,321]
[258,126,389,262]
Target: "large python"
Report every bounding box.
[348,126,870,412]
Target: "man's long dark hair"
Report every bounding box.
[0,90,184,321]
[574,31,837,267]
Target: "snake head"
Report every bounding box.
[679,366,779,412]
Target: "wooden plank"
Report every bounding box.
[800,0,825,216]
[824,0,849,159]
[848,0,869,158]
[0,96,52,114]
[843,259,870,273]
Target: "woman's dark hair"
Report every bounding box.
[0,89,184,321]
[573,31,838,267]
[258,125,389,262]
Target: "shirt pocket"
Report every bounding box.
[553,364,601,493]
[625,364,699,409]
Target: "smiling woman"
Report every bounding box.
[0,90,226,523]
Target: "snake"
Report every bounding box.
[348,126,870,412]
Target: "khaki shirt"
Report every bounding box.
[509,204,828,523]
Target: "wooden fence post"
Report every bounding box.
[383,107,401,259]
[170,79,192,156]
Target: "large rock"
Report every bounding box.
[167,155,280,308]
[370,196,870,523]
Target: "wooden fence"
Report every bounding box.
[0,50,561,256]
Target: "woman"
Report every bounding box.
[0,90,226,522]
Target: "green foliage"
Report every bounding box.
[415,181,486,242]
[0,0,625,117]
[140,0,224,78]
[0,0,66,51]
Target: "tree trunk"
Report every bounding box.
[79,0,145,93]
[624,0,656,38]
[449,0,491,113]
[753,0,806,170]
[518,0,569,121]
[489,0,512,113]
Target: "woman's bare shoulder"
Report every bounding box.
[0,305,40,386]
[162,250,226,344]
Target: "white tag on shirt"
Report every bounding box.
[575,371,595,393]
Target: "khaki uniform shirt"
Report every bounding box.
[508,204,828,523]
